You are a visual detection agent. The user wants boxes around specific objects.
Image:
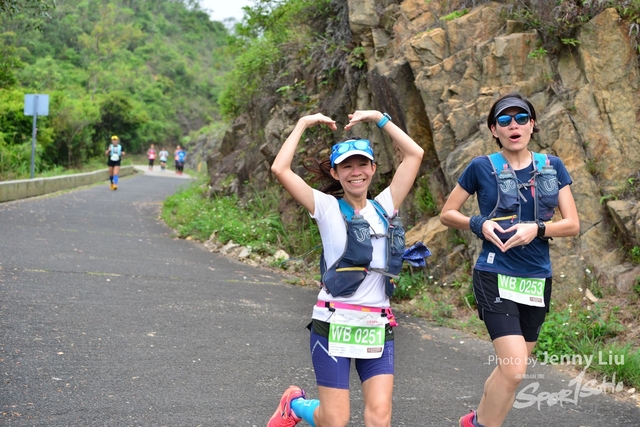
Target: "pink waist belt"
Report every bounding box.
[316,301,397,327]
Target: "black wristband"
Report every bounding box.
[470,215,488,239]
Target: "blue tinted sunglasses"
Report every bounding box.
[330,139,374,168]
[496,113,530,127]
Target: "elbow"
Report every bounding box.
[271,162,288,181]
[571,221,581,236]
[439,211,451,227]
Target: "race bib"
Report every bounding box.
[110,154,120,161]
[149,153,155,159]
[328,308,386,359]
[498,274,545,307]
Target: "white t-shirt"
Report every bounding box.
[310,187,394,322]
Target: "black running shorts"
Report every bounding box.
[473,269,552,342]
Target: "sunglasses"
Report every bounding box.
[330,139,374,167]
[332,139,371,155]
[496,113,530,127]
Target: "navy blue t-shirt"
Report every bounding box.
[458,153,572,278]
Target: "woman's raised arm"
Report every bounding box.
[271,113,337,214]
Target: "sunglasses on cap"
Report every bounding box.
[496,113,530,127]
[330,139,374,168]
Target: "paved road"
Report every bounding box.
[1,171,639,426]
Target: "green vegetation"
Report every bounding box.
[1,0,230,180]
[513,0,640,60]
[162,176,321,259]
[441,9,469,21]
[218,0,363,119]
[414,176,438,216]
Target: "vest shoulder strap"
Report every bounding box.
[487,151,548,172]
[337,198,388,226]
[532,152,548,171]
[487,152,507,173]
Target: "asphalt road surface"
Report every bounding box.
[1,171,639,426]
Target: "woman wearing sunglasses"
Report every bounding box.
[268,110,423,427]
[440,93,580,427]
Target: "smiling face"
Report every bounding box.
[330,155,376,198]
[490,107,535,153]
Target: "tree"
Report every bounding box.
[0,32,25,88]
[49,93,99,167]
[0,0,54,18]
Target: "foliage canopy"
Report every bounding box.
[0,0,230,179]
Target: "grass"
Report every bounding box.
[161,175,321,260]
[1,154,142,181]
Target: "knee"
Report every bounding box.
[363,402,392,427]
[497,360,527,390]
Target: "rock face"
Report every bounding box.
[203,2,640,293]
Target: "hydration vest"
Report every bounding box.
[486,151,559,241]
[320,198,405,298]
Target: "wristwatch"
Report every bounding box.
[536,220,546,238]
[376,113,392,128]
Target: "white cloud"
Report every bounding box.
[198,0,254,23]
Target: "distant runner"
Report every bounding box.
[106,135,125,190]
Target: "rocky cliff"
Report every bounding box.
[198,1,640,297]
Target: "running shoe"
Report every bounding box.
[459,410,477,427]
[267,385,305,427]
[113,184,118,191]
[110,183,114,190]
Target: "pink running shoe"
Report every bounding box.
[459,410,477,427]
[267,385,306,427]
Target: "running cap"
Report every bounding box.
[111,135,119,140]
[330,139,374,168]
[494,98,532,119]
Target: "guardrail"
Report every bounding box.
[0,165,135,203]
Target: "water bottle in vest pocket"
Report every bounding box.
[321,210,373,297]
[492,164,519,242]
[536,157,559,220]
[385,214,405,296]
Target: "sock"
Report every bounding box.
[113,175,119,184]
[109,176,113,183]
[290,398,319,427]
[473,412,485,427]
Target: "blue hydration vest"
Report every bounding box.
[320,198,405,298]
[486,151,559,241]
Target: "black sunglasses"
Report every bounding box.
[496,113,530,127]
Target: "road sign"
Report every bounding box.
[24,94,49,116]
[24,94,50,178]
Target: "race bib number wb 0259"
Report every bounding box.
[328,309,386,359]
[497,274,545,307]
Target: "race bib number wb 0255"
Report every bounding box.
[328,309,386,359]
[497,274,545,307]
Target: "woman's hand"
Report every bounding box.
[344,110,382,131]
[498,222,539,252]
[300,113,337,131]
